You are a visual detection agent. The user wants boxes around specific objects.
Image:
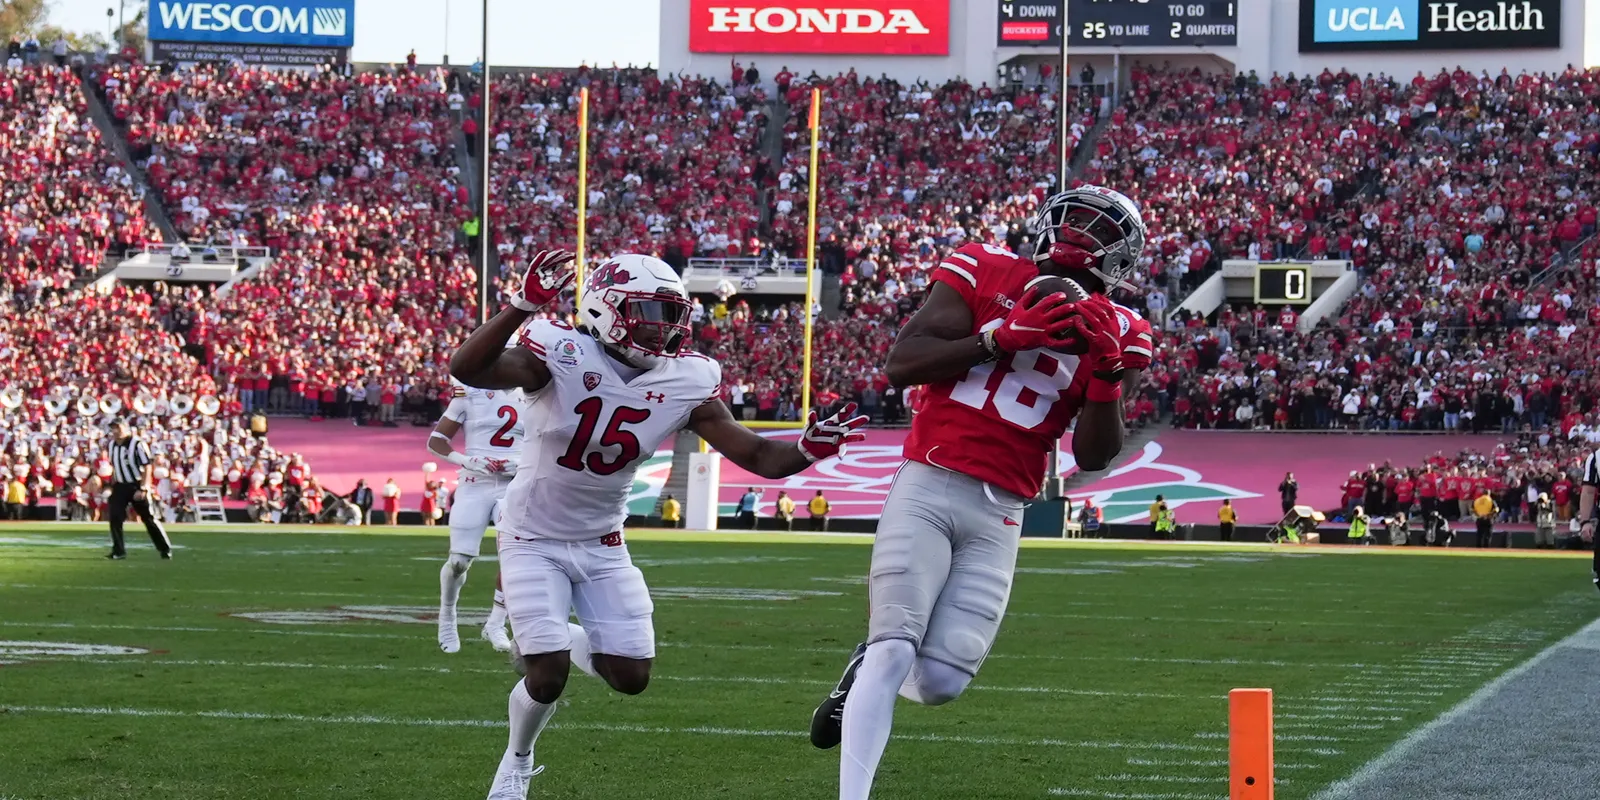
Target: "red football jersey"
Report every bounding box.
[902,243,1140,499]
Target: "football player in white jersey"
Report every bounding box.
[451,249,868,800]
[427,378,525,654]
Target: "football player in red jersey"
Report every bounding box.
[808,185,1149,800]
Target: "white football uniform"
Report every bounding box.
[442,385,526,557]
[498,319,721,659]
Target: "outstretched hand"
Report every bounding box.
[798,402,870,463]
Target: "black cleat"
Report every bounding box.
[810,642,868,750]
[159,550,173,560]
[106,552,126,560]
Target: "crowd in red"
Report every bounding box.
[1,65,156,295]
[8,57,1600,514]
[486,66,770,271]
[89,61,477,416]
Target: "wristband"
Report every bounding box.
[1086,379,1123,405]
[509,295,539,313]
[445,451,470,467]
[981,329,1003,361]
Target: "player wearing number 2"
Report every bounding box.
[450,249,868,800]
[428,376,525,654]
[809,185,1150,800]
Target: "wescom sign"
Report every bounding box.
[688,0,951,55]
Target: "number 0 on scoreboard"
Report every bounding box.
[1254,264,1313,305]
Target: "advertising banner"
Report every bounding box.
[149,0,355,48]
[1299,0,1560,51]
[688,0,951,55]
[150,40,347,64]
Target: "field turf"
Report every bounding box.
[0,524,1593,800]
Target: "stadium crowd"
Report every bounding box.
[7,53,1600,518]
[1,64,156,293]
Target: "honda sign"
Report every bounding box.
[688,0,951,55]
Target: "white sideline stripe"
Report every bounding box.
[1313,617,1600,800]
[1013,611,1419,630]
[1278,713,1404,722]
[0,705,1219,750]
[39,657,1198,700]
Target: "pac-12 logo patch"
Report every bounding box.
[583,372,602,391]
[554,338,585,367]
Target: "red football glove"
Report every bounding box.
[1065,297,1125,403]
[798,402,870,463]
[991,288,1078,354]
[510,249,576,312]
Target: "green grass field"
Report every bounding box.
[0,524,1593,800]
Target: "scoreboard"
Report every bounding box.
[998,0,1239,48]
[1253,264,1314,305]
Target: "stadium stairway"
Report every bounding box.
[1067,108,1112,178]
[652,429,703,516]
[756,93,790,236]
[78,74,180,245]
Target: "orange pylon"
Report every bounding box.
[1229,688,1273,800]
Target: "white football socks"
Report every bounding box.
[567,623,599,679]
[486,586,508,630]
[840,639,917,800]
[439,553,472,614]
[506,679,557,759]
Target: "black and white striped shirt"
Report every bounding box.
[109,436,152,485]
[1584,451,1600,488]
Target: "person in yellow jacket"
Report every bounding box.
[1347,505,1370,545]
[1153,503,1176,540]
[775,490,797,531]
[808,490,830,531]
[1472,490,1498,548]
[4,475,26,520]
[1217,499,1237,542]
[660,494,682,528]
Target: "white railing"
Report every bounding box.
[685,256,807,278]
[132,242,272,261]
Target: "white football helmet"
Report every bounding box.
[1030,184,1147,292]
[578,254,693,367]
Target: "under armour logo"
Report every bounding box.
[644,391,667,403]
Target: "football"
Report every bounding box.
[1028,276,1092,354]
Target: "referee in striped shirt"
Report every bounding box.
[106,420,173,560]
[1578,451,1600,590]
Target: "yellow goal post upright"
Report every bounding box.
[674,89,824,528]
[574,86,590,290]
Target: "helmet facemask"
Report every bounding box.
[594,289,692,367]
[1032,188,1146,292]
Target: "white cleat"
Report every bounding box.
[482,621,513,652]
[438,609,461,654]
[486,754,544,800]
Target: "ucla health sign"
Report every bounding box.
[149,0,355,47]
[1299,0,1560,51]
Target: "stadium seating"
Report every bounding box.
[0,65,157,293]
[90,62,476,408]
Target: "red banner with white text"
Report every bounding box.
[688,0,950,55]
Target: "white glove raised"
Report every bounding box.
[798,402,870,463]
[510,249,576,312]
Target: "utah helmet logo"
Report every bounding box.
[583,372,602,391]
[587,259,634,291]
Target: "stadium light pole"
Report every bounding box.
[1057,4,1070,194]
[477,0,492,326]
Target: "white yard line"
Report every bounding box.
[0,704,1222,751]
[28,656,1203,701]
[1125,758,1318,771]
[1048,790,1221,799]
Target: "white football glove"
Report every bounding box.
[510,249,576,312]
[798,402,870,463]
